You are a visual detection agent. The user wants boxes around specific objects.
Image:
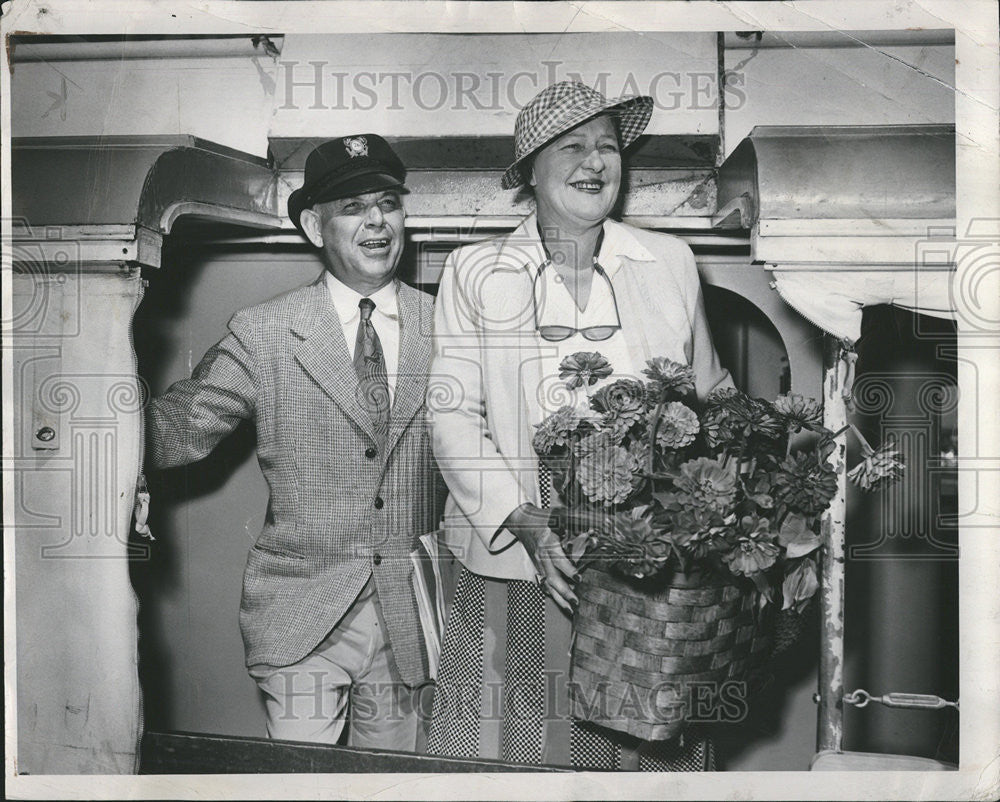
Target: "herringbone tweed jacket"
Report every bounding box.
[147,275,444,686]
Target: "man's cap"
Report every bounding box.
[288,134,406,229]
[501,81,653,190]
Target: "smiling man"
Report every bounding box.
[146,134,444,751]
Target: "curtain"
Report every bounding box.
[771,270,956,343]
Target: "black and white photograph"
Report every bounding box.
[2,1,998,799]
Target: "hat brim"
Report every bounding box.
[289,170,406,231]
[501,94,654,190]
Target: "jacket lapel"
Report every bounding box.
[292,278,378,443]
[385,282,432,456]
[617,253,690,366]
[618,255,655,368]
[494,216,562,430]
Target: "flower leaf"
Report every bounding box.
[777,513,808,545]
[782,557,819,611]
[777,513,822,557]
[785,533,822,559]
[569,532,592,563]
[750,571,774,602]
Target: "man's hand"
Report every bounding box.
[503,503,579,613]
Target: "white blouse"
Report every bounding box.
[533,257,640,418]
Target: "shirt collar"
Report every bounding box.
[323,271,399,325]
[598,218,656,274]
[507,213,656,279]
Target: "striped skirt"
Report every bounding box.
[425,568,714,771]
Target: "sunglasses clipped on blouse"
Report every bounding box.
[530,258,623,342]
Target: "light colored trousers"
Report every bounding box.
[248,578,427,751]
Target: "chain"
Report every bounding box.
[843,688,959,711]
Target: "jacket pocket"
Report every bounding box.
[253,522,305,561]
[251,544,306,561]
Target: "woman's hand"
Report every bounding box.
[503,503,579,612]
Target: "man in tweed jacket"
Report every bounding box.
[146,135,443,750]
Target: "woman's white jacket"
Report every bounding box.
[428,214,732,581]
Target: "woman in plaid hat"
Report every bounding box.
[427,81,732,769]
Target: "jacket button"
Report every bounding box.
[373,553,382,566]
[365,446,377,459]
[374,496,384,509]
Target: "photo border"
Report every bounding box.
[2,1,997,799]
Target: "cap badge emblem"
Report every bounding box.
[344,136,369,158]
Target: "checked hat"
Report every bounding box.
[501,81,653,190]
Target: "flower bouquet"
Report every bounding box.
[533,351,903,740]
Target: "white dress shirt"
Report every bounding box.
[324,271,400,402]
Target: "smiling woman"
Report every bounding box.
[427,81,733,770]
[529,116,624,311]
[531,116,623,230]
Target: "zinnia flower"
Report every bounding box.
[662,506,732,559]
[603,506,671,578]
[628,437,651,473]
[772,452,838,515]
[558,352,613,390]
[773,393,823,432]
[848,441,905,492]
[671,456,739,512]
[700,388,742,448]
[642,357,695,402]
[590,379,646,439]
[701,389,784,449]
[652,401,700,449]
[701,407,736,449]
[575,429,616,459]
[532,404,586,455]
[576,436,638,506]
[723,522,781,577]
[746,397,788,442]
[707,387,739,404]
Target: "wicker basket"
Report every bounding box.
[569,562,771,741]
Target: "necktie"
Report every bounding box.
[353,298,390,449]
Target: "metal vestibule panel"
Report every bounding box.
[268,134,722,233]
[12,270,146,774]
[9,136,283,775]
[12,135,283,269]
[715,124,957,342]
